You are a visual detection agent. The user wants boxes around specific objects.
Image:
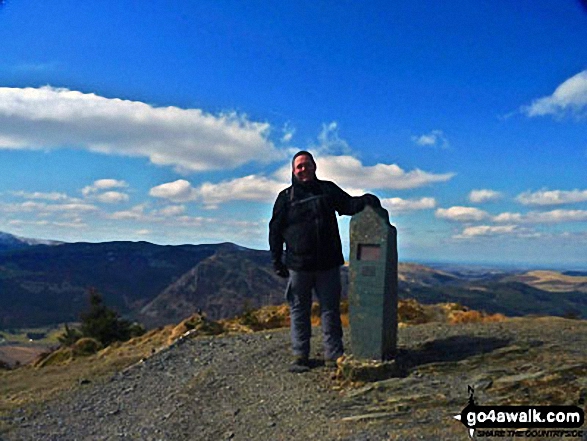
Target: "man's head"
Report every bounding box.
[292,150,317,182]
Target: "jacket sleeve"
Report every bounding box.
[328,182,367,216]
[268,191,287,266]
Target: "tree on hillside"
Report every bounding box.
[58,323,82,346]
[79,288,144,346]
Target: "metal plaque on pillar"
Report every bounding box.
[349,205,398,361]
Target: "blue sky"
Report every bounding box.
[0,0,586,268]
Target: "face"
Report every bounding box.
[292,155,316,182]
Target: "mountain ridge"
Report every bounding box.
[139,244,288,327]
[0,231,62,253]
[0,232,586,329]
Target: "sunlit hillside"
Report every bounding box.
[0,297,506,423]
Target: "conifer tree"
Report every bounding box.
[58,323,82,346]
[79,288,144,346]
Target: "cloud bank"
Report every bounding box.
[516,189,587,206]
[149,176,287,208]
[435,206,489,222]
[0,86,278,172]
[274,155,455,190]
[95,191,129,204]
[522,70,587,117]
[150,153,454,208]
[10,191,71,202]
[82,179,128,196]
[495,209,587,224]
[382,197,436,213]
[456,225,519,238]
[438,204,587,225]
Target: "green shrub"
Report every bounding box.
[58,323,83,346]
[127,322,146,339]
[238,300,262,330]
[79,288,145,347]
[72,337,103,356]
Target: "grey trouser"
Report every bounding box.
[286,266,343,360]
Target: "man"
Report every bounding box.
[269,150,381,373]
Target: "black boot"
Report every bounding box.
[288,355,310,373]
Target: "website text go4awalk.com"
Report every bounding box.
[454,403,585,438]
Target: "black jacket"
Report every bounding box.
[269,177,368,271]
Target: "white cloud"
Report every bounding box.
[455,225,519,239]
[516,189,587,206]
[435,206,489,222]
[195,175,287,208]
[95,191,130,204]
[19,201,99,213]
[435,204,587,226]
[171,216,267,245]
[4,204,263,243]
[281,124,295,143]
[528,210,587,223]
[149,180,198,203]
[411,130,449,148]
[341,187,369,197]
[81,179,129,204]
[107,204,148,220]
[103,203,191,223]
[381,197,436,213]
[521,70,587,117]
[53,221,88,229]
[145,213,266,241]
[8,219,87,229]
[493,209,587,224]
[468,189,502,204]
[274,155,455,190]
[4,202,90,230]
[525,209,587,224]
[155,205,186,217]
[8,219,50,227]
[11,191,71,201]
[492,212,524,223]
[82,179,128,196]
[150,176,287,208]
[315,122,351,155]
[0,86,278,172]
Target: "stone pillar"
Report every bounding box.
[348,205,398,361]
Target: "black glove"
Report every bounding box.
[363,193,381,208]
[274,261,289,278]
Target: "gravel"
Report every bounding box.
[3,318,586,441]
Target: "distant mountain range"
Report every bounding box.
[0,231,585,329]
[0,231,62,253]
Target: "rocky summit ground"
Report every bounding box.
[2,317,587,441]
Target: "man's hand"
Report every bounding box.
[363,193,381,208]
[274,262,289,278]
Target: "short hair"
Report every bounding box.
[291,150,316,167]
